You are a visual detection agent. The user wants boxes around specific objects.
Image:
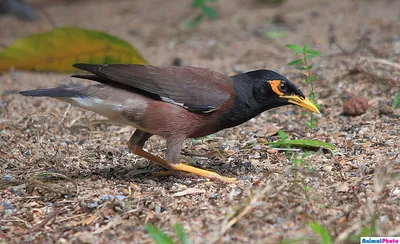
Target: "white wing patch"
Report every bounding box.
[160,96,186,108]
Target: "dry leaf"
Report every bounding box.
[259,124,281,137]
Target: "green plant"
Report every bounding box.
[146,223,190,244]
[309,223,332,244]
[290,151,313,167]
[285,44,321,128]
[271,130,334,151]
[186,0,218,28]
[391,92,400,110]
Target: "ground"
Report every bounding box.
[0,0,399,243]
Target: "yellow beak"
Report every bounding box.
[281,95,320,114]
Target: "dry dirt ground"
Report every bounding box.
[1,0,400,243]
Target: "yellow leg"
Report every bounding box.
[131,144,236,182]
[128,130,237,183]
[172,163,237,183]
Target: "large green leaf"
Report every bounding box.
[0,27,147,72]
[272,139,335,150]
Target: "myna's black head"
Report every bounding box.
[244,69,320,113]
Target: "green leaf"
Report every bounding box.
[391,92,400,110]
[306,49,321,56]
[278,130,287,142]
[192,0,206,8]
[308,74,318,82]
[145,224,175,244]
[305,121,317,129]
[306,54,317,59]
[186,13,204,28]
[272,139,334,150]
[202,5,218,19]
[296,66,307,71]
[306,64,313,70]
[303,44,309,51]
[0,27,148,72]
[302,151,313,159]
[309,223,332,244]
[174,224,190,244]
[265,30,288,39]
[287,59,303,66]
[285,44,303,52]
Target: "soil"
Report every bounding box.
[1,0,399,243]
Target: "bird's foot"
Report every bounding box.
[171,163,237,183]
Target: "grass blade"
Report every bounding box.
[391,92,400,110]
[309,223,332,244]
[145,223,175,244]
[174,224,190,244]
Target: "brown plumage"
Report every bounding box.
[20,63,319,182]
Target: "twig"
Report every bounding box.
[29,172,79,196]
[219,167,292,236]
[93,215,122,234]
[56,213,86,223]
[358,56,400,70]
[30,209,61,232]
[60,104,71,125]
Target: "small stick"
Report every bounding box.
[30,209,61,232]
[60,104,71,125]
[219,167,292,236]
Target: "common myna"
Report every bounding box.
[20,64,319,182]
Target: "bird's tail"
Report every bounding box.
[19,86,84,98]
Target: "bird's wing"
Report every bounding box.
[72,64,233,113]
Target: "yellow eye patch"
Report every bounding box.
[268,80,284,96]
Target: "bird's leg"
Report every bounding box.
[166,137,237,183]
[128,131,236,182]
[128,129,173,170]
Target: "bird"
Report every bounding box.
[20,63,320,182]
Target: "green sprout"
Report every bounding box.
[186,0,218,28]
[285,44,321,128]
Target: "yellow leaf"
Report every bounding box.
[0,27,148,72]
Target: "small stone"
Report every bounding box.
[323,165,333,172]
[2,174,12,181]
[336,182,350,192]
[209,193,219,199]
[392,188,400,196]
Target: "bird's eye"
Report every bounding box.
[279,82,287,93]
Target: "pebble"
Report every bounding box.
[2,174,12,181]
[392,188,400,196]
[209,193,219,199]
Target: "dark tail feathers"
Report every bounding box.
[19,87,82,97]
